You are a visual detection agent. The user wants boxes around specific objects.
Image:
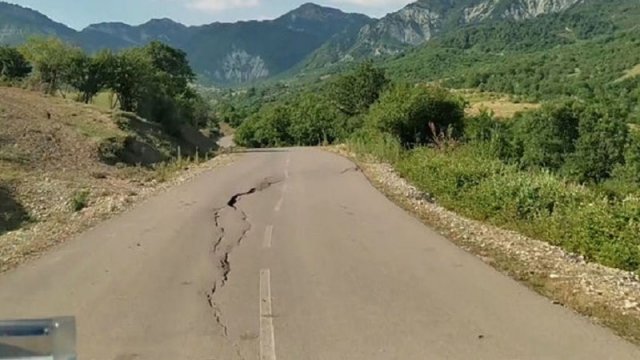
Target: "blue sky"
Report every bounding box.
[7,0,414,29]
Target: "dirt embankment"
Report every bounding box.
[0,87,233,272]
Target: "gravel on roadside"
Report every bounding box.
[329,145,640,344]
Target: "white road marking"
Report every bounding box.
[260,269,277,360]
[263,225,273,249]
[282,182,288,194]
[274,197,283,212]
[285,154,290,178]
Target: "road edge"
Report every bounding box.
[0,153,240,274]
[325,145,640,346]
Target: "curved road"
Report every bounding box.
[1,148,639,359]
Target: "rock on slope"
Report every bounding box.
[309,0,583,63]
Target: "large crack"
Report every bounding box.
[205,177,282,353]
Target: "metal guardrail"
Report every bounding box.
[0,317,76,360]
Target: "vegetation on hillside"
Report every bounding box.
[234,59,640,273]
[1,37,216,135]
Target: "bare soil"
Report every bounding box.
[0,87,236,273]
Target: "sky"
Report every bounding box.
[7,0,414,29]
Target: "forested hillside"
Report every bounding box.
[4,0,636,85]
[220,0,640,276]
[0,2,371,84]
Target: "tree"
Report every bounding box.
[140,41,195,96]
[288,93,346,145]
[366,84,465,147]
[329,61,389,117]
[128,42,202,132]
[0,46,31,80]
[19,37,82,94]
[64,50,113,103]
[105,50,153,112]
[564,106,628,183]
[611,130,640,187]
[235,104,292,147]
[511,102,580,171]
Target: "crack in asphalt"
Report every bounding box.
[205,177,283,356]
[340,165,361,174]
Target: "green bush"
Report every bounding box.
[70,189,90,212]
[391,143,640,271]
[366,84,465,147]
[288,93,347,145]
[0,46,31,80]
[510,102,580,171]
[610,129,640,189]
[235,104,292,147]
[347,129,404,164]
[464,110,505,143]
[563,105,628,183]
[396,146,506,207]
[328,61,389,117]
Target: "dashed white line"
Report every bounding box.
[285,154,290,178]
[260,269,277,360]
[263,225,273,249]
[274,197,283,212]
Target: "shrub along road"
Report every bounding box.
[0,148,639,359]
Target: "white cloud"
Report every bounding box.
[186,0,261,12]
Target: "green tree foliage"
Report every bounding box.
[564,107,629,183]
[329,61,389,117]
[235,93,349,148]
[19,37,82,94]
[384,26,640,120]
[105,48,154,112]
[0,46,31,80]
[235,104,292,147]
[122,41,202,133]
[288,93,347,145]
[437,12,616,53]
[510,102,580,171]
[365,84,465,147]
[64,50,113,103]
[142,41,195,93]
[235,62,390,147]
[12,37,212,134]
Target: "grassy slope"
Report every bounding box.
[0,87,130,233]
[0,86,221,271]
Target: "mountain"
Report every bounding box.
[0,2,75,44]
[0,0,632,85]
[77,19,190,52]
[181,5,371,84]
[273,3,373,40]
[304,0,583,68]
[0,1,371,84]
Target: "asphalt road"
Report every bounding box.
[1,148,639,360]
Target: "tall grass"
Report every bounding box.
[350,138,640,272]
[347,129,404,164]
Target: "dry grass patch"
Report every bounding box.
[615,64,640,83]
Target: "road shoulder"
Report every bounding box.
[0,153,238,274]
[327,145,640,345]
